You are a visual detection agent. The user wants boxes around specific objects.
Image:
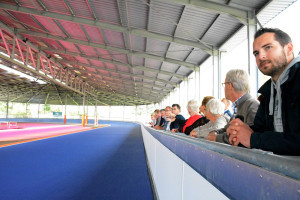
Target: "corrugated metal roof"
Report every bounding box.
[0,0,290,105]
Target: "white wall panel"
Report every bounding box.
[182,162,228,200]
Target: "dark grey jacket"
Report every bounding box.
[215,93,259,143]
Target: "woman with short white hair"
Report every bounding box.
[190,99,229,138]
[182,99,209,135]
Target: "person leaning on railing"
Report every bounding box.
[182,99,209,135]
[190,99,229,138]
[206,69,259,144]
[227,28,300,155]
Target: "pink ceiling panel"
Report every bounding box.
[79,45,97,57]
[96,48,112,60]
[105,63,116,70]
[90,60,105,69]
[90,0,120,25]
[85,67,97,73]
[60,55,76,62]
[103,77,113,82]
[82,25,105,45]
[35,17,66,37]
[39,38,64,50]
[67,0,94,20]
[120,74,131,80]
[59,41,79,53]
[58,21,87,41]
[8,12,43,32]
[111,52,128,63]
[74,57,89,65]
[116,66,130,73]
[41,0,71,15]
[17,0,44,10]
[22,35,42,46]
[97,69,110,76]
[0,11,24,29]
[103,29,125,48]
[110,72,119,78]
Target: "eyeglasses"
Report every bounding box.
[221,82,231,87]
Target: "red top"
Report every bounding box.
[182,114,202,133]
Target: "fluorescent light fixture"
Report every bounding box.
[53,54,62,59]
[0,63,46,84]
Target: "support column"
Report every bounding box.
[247,11,258,97]
[198,67,201,102]
[195,67,200,101]
[135,105,137,122]
[109,106,111,120]
[123,105,125,121]
[64,95,67,124]
[6,92,9,121]
[26,103,28,118]
[86,96,88,125]
[95,99,98,126]
[38,101,40,122]
[82,85,86,127]
[212,49,221,98]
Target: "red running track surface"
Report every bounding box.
[0,123,95,147]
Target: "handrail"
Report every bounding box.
[144,126,300,181]
[142,124,300,200]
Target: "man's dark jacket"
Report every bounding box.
[250,62,300,155]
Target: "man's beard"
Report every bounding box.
[259,50,287,77]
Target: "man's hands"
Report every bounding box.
[206,131,217,141]
[226,119,253,148]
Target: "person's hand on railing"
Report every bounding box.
[190,130,197,137]
[171,128,178,133]
[206,131,217,141]
[166,114,176,122]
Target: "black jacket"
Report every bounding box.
[250,61,300,155]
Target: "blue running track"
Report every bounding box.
[0,121,153,200]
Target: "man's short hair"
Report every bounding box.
[160,109,165,112]
[226,69,250,93]
[201,96,214,106]
[254,28,292,47]
[172,104,181,110]
[187,99,200,113]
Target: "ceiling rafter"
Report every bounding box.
[13,31,186,80]
[75,68,171,94]
[40,47,178,86]
[0,3,212,53]
[16,28,196,71]
[0,21,99,98]
[156,0,250,24]
[59,60,174,91]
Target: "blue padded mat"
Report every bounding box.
[0,121,153,200]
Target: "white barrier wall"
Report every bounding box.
[141,126,228,200]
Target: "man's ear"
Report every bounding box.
[285,42,294,56]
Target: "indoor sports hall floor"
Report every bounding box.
[0,121,154,200]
